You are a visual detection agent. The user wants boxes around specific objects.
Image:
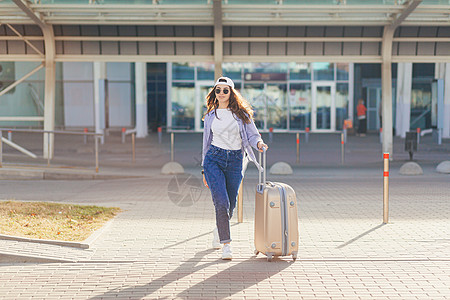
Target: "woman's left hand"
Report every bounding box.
[257,141,268,152]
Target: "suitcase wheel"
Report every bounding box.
[292,252,298,261]
[267,253,274,262]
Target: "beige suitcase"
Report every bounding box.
[254,149,299,262]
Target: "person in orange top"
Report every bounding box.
[356,98,367,136]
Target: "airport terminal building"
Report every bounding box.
[0,0,449,157]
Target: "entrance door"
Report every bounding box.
[312,82,336,131]
[195,81,214,131]
[366,87,381,131]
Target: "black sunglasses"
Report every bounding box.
[215,88,230,95]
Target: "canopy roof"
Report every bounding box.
[0,0,449,26]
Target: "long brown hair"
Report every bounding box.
[202,86,254,124]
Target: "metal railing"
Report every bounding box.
[0,128,103,173]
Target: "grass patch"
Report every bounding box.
[0,201,121,242]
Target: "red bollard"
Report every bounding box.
[157,126,162,144]
[83,128,88,144]
[269,127,273,143]
[383,153,390,223]
[305,127,310,143]
[416,128,421,144]
[122,127,126,144]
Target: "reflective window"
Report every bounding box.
[410,82,432,130]
[266,84,287,130]
[336,83,349,131]
[289,83,311,130]
[171,82,195,129]
[197,62,215,80]
[172,63,194,80]
[223,63,242,81]
[336,63,349,81]
[315,85,332,130]
[0,61,50,127]
[313,62,334,81]
[243,83,265,129]
[244,62,287,76]
[289,62,311,81]
[410,63,434,130]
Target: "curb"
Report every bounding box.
[0,234,89,249]
[0,216,117,263]
[0,168,144,180]
[83,219,114,245]
[0,251,75,263]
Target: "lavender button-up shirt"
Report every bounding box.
[201,109,263,171]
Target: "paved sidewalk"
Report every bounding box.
[0,131,449,299]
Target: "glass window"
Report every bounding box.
[266,83,287,130]
[197,62,215,80]
[243,83,265,129]
[336,83,349,131]
[289,83,311,130]
[336,63,349,81]
[222,62,242,81]
[172,63,194,80]
[313,62,334,81]
[107,62,132,81]
[171,82,195,130]
[410,63,434,130]
[0,62,47,127]
[289,62,311,80]
[244,62,287,75]
[410,81,432,130]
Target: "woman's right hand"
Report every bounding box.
[203,174,209,188]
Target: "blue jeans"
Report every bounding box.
[203,144,243,244]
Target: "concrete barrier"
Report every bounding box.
[161,162,184,175]
[269,162,293,175]
[399,162,423,176]
[436,161,450,174]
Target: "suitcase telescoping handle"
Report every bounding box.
[257,147,267,193]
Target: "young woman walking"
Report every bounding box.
[201,77,268,260]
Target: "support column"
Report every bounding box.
[135,62,148,138]
[94,62,107,144]
[444,63,450,138]
[213,0,223,79]
[381,26,395,156]
[395,63,412,138]
[42,25,55,159]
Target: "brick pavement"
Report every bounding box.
[0,169,449,299]
[0,131,449,299]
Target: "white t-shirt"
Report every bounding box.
[211,109,242,150]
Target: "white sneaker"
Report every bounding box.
[222,244,232,260]
[212,228,221,249]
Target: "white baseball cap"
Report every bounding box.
[214,76,235,89]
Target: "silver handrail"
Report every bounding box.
[0,128,103,173]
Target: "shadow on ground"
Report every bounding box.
[89,248,292,300]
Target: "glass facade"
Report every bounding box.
[169,62,350,132]
[410,63,435,130]
[0,61,64,127]
[171,82,195,130]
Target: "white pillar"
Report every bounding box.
[42,25,55,159]
[348,63,354,120]
[94,62,106,144]
[395,63,412,138]
[444,63,450,138]
[213,0,223,79]
[135,62,148,138]
[381,26,394,156]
